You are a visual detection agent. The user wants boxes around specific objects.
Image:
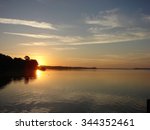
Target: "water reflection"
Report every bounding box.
[0,70,37,89]
[0,70,150,113]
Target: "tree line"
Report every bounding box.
[0,53,38,71]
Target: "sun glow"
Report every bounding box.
[36,70,42,78]
[33,55,47,65]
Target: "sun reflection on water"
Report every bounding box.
[36,70,42,78]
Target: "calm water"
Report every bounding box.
[0,69,150,113]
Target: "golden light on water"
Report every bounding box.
[36,70,42,78]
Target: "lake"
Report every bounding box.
[0,69,150,113]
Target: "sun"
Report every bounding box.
[37,58,46,65]
[32,56,47,65]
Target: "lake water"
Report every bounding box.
[0,69,150,113]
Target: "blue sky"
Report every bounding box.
[0,0,150,67]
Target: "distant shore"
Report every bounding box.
[1,53,150,71]
[97,68,150,70]
[38,65,150,71]
[38,66,97,70]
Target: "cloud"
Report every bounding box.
[4,30,150,46]
[19,41,77,50]
[53,47,77,51]
[20,42,49,46]
[85,8,143,33]
[91,32,150,43]
[85,8,122,30]
[4,32,83,44]
[143,15,150,21]
[59,36,82,43]
[3,9,150,46]
[146,16,150,20]
[64,30,150,45]
[83,9,150,45]
[0,18,56,30]
[4,32,54,39]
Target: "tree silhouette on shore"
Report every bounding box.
[24,56,30,61]
[0,53,38,71]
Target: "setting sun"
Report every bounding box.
[32,56,47,66]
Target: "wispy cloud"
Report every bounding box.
[19,42,77,50]
[85,8,122,30]
[83,9,150,45]
[20,42,49,46]
[143,15,150,21]
[91,32,150,43]
[53,47,77,51]
[4,32,83,43]
[4,30,150,46]
[0,18,56,30]
[4,32,54,39]
[3,9,150,46]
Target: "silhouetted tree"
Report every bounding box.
[24,56,30,61]
[0,53,38,71]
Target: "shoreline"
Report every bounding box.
[38,66,150,71]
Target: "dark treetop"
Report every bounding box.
[0,53,38,71]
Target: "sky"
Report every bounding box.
[0,0,150,67]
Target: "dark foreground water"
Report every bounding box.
[0,69,150,113]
